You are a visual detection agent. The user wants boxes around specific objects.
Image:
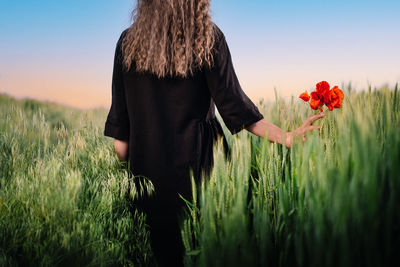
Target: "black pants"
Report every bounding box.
[127,163,210,267]
[130,182,190,267]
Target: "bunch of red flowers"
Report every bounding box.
[299,81,344,112]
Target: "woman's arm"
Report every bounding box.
[113,139,129,161]
[246,113,324,148]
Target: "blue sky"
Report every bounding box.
[0,0,399,108]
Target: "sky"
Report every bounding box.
[1,0,399,109]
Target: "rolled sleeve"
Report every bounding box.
[104,29,130,141]
[205,26,264,135]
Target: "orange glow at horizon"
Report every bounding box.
[1,59,399,110]
[2,73,399,110]
[1,69,113,110]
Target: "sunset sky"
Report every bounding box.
[1,0,399,109]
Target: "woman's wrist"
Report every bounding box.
[285,131,293,148]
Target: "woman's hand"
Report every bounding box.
[247,112,324,148]
[114,139,129,161]
[285,113,324,148]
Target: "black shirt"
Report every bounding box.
[104,25,264,202]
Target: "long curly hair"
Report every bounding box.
[121,0,216,78]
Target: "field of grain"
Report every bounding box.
[0,84,399,266]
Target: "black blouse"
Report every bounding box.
[104,25,264,201]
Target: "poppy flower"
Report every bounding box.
[315,81,331,105]
[299,90,310,101]
[310,91,323,111]
[329,86,344,108]
[316,81,330,94]
[299,81,344,112]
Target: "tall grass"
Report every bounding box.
[0,94,155,266]
[1,84,399,266]
[182,84,400,267]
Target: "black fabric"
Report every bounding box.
[104,25,264,266]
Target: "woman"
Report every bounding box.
[104,0,323,266]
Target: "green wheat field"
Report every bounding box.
[1,84,399,267]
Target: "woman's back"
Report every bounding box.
[103,3,264,266]
[104,25,264,196]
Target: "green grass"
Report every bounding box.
[1,84,399,266]
[0,94,155,266]
[181,84,400,267]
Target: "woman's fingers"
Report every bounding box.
[302,125,321,136]
[309,125,321,131]
[292,119,323,146]
[297,125,321,139]
[305,112,325,126]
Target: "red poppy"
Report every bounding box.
[299,90,310,101]
[310,91,323,111]
[330,86,344,108]
[315,81,331,105]
[299,81,344,112]
[316,81,330,94]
